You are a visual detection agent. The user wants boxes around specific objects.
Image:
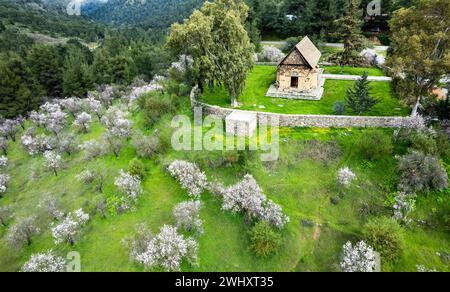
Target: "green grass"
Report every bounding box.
[323,66,386,76]
[0,100,447,272]
[202,66,410,116]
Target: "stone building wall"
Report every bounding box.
[277,65,319,92]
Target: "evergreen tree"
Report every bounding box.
[27,44,64,97]
[346,72,379,115]
[92,49,113,84]
[62,48,93,97]
[330,0,365,72]
[0,54,38,117]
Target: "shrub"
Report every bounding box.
[397,150,448,193]
[137,92,175,127]
[128,158,146,178]
[0,205,12,226]
[359,130,393,160]
[410,131,438,155]
[362,217,404,262]
[132,131,159,158]
[249,221,282,257]
[333,101,346,115]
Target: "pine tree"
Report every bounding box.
[62,48,93,97]
[331,0,365,72]
[27,44,64,97]
[0,54,38,118]
[346,72,379,115]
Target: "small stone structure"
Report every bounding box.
[225,110,257,136]
[267,36,324,100]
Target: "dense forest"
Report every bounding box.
[82,0,204,28]
[0,0,170,118]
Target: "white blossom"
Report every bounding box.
[173,201,203,233]
[79,139,104,160]
[257,46,285,63]
[133,225,198,271]
[76,170,96,184]
[0,155,7,168]
[51,209,89,245]
[29,111,47,127]
[43,151,62,176]
[115,170,142,201]
[38,102,68,135]
[0,119,20,141]
[73,112,92,133]
[101,107,133,140]
[85,97,104,120]
[337,167,356,187]
[221,174,289,228]
[59,97,84,117]
[39,196,64,220]
[22,250,66,272]
[360,49,386,66]
[171,54,194,74]
[58,133,78,155]
[341,241,377,272]
[128,83,163,101]
[0,173,10,194]
[393,192,416,225]
[6,216,40,248]
[416,265,438,272]
[168,160,208,198]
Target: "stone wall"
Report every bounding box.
[197,102,415,129]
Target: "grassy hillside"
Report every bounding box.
[0,96,448,272]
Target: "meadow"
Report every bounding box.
[202,66,410,116]
[0,100,448,272]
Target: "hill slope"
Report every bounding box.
[81,0,204,27]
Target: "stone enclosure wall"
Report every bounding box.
[196,102,415,129]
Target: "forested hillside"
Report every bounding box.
[0,0,105,41]
[82,0,204,27]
